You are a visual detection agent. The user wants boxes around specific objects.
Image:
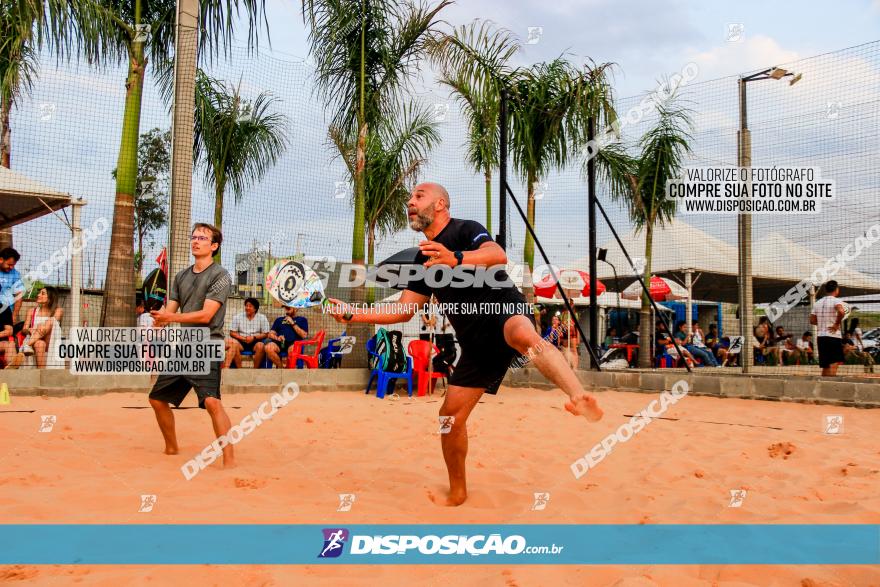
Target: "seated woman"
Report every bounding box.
[11,287,63,369]
[603,327,617,350]
[752,323,779,366]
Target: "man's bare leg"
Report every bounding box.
[434,385,483,506]
[204,397,235,468]
[253,342,266,369]
[223,339,237,368]
[149,398,179,455]
[266,343,283,368]
[503,316,603,422]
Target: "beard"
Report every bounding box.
[408,206,434,232]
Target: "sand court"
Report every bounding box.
[1,386,879,584]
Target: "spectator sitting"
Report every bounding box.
[717,336,737,367]
[850,318,865,351]
[603,327,617,349]
[775,326,803,365]
[753,322,779,365]
[676,320,718,367]
[705,323,719,349]
[558,313,580,369]
[264,305,308,368]
[656,320,695,366]
[136,297,155,329]
[10,287,63,369]
[541,315,564,348]
[0,247,24,321]
[654,320,673,357]
[225,297,270,368]
[797,331,816,364]
[843,337,874,371]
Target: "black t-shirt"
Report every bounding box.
[405,218,526,345]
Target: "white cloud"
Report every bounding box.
[688,35,801,79]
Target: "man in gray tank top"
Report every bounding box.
[148,223,236,468]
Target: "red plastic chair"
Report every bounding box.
[408,339,444,396]
[287,330,325,369]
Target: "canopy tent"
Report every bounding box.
[0,166,84,329]
[570,218,880,303]
[0,166,72,229]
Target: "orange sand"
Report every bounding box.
[1,386,879,585]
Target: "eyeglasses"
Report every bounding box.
[190,235,211,242]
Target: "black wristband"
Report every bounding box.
[453,250,464,266]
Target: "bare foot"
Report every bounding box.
[164,446,179,455]
[564,393,603,422]
[428,488,467,507]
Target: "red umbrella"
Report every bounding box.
[534,269,606,299]
[621,275,687,302]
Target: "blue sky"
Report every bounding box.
[7,0,880,292]
[255,0,880,96]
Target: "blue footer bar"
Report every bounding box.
[1,525,877,564]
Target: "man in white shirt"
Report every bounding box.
[225,297,270,368]
[796,331,815,364]
[810,280,847,376]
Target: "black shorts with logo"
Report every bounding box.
[149,361,222,409]
[817,336,844,368]
[448,306,526,394]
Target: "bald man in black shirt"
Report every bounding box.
[330,182,603,506]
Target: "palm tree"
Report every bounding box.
[301,0,449,267]
[330,102,439,266]
[191,71,288,263]
[428,20,520,234]
[506,58,587,271]
[0,1,39,170]
[58,0,267,326]
[610,97,693,367]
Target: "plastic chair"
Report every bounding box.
[365,337,413,398]
[319,331,346,369]
[407,339,445,396]
[287,330,325,369]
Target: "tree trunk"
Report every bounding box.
[213,179,225,264]
[484,169,492,234]
[1,93,11,169]
[637,222,655,368]
[367,223,375,267]
[345,3,370,369]
[523,170,539,331]
[0,94,13,249]
[365,221,376,304]
[101,43,146,327]
[523,169,536,270]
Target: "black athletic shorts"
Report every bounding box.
[448,311,524,395]
[239,340,257,354]
[818,336,844,368]
[149,361,222,409]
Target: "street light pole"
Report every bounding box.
[736,67,801,373]
[737,77,753,372]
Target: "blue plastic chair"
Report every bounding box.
[319,331,346,369]
[366,337,413,398]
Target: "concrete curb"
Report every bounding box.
[2,367,878,407]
